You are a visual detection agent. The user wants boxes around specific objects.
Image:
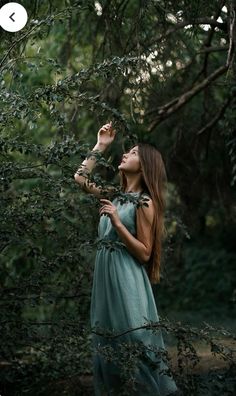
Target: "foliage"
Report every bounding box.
[91,318,236,396]
[0,0,236,394]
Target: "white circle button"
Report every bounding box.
[0,2,28,32]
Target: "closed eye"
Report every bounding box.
[123,149,138,156]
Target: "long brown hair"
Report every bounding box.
[118,143,168,284]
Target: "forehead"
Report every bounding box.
[129,146,138,151]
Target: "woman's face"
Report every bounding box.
[118,145,141,172]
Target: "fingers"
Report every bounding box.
[99,205,108,216]
[100,126,109,133]
[101,122,113,131]
[102,125,111,130]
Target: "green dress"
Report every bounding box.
[90,192,179,395]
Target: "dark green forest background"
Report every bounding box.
[0,0,235,395]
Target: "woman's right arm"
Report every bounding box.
[74,142,110,197]
[74,122,117,198]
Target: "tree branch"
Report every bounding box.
[226,0,236,68]
[196,96,232,135]
[163,17,227,35]
[192,0,226,84]
[132,15,227,55]
[145,64,229,131]
[145,17,228,49]
[197,45,229,53]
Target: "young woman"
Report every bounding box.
[74,122,179,395]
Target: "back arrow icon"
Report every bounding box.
[9,12,15,22]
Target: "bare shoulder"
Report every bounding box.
[136,193,154,224]
[138,193,153,207]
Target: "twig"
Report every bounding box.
[145,64,229,131]
[196,96,232,135]
[197,45,229,54]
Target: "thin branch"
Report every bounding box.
[163,17,227,34]
[92,318,235,345]
[193,0,226,84]
[226,0,236,68]
[196,96,232,135]
[0,25,40,69]
[0,7,77,70]
[197,45,229,54]
[145,64,229,131]
[144,17,228,50]
[128,12,228,55]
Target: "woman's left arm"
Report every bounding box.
[99,198,154,264]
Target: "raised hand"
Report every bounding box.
[97,121,116,147]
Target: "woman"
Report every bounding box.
[74,122,179,395]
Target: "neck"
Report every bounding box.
[122,172,143,193]
[125,184,143,193]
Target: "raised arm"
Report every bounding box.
[74,122,117,198]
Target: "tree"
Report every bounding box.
[0,0,235,394]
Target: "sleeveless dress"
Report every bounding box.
[90,192,179,395]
